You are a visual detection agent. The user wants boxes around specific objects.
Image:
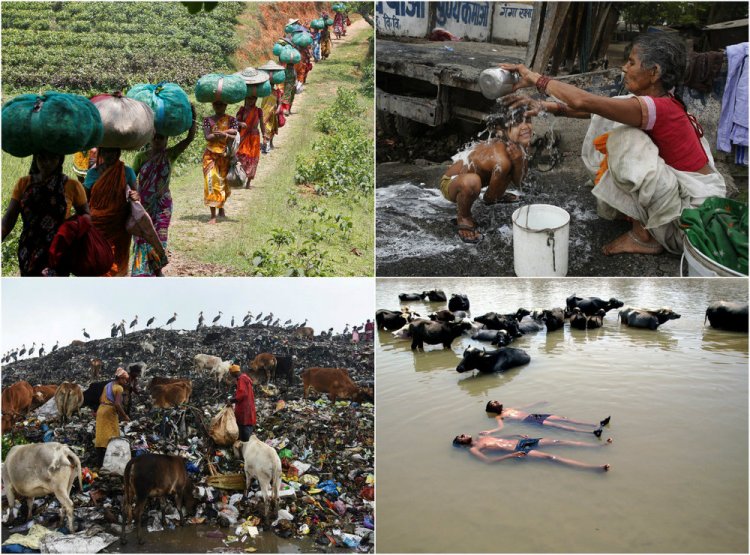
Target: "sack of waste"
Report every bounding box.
[101,437,131,476]
[209,406,239,446]
[90,92,155,150]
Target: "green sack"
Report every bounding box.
[273,42,284,56]
[680,197,749,275]
[292,32,313,48]
[127,82,192,137]
[271,70,286,85]
[279,46,301,65]
[195,73,247,105]
[247,81,272,98]
[326,17,334,26]
[311,18,325,30]
[278,448,294,460]
[2,92,103,158]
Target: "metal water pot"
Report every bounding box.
[478,68,520,99]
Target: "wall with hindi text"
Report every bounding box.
[491,3,534,43]
[375,2,430,38]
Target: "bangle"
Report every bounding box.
[536,75,552,94]
[554,101,568,116]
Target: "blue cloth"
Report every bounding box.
[718,42,748,152]
[736,145,748,166]
[83,164,137,192]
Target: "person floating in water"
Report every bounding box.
[453,433,611,471]
[439,104,532,244]
[483,400,611,437]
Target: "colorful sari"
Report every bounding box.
[89,161,131,277]
[236,105,263,181]
[261,86,282,140]
[95,382,123,448]
[295,48,312,85]
[321,27,332,59]
[333,12,345,37]
[281,63,297,110]
[131,149,175,276]
[15,174,68,276]
[203,114,238,208]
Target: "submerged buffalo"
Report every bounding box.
[429,310,456,322]
[621,308,680,330]
[473,312,523,338]
[570,308,606,330]
[705,301,748,332]
[398,293,423,301]
[456,346,531,373]
[448,294,470,312]
[566,295,624,316]
[376,309,419,331]
[541,308,565,332]
[422,290,447,302]
[409,319,471,351]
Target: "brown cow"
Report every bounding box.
[31,385,58,410]
[150,382,192,409]
[293,326,314,339]
[54,382,84,425]
[249,353,277,384]
[1,381,34,433]
[301,368,373,403]
[90,358,103,379]
[121,454,197,545]
[69,340,85,346]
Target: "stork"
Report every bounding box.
[283,319,292,326]
[28,342,36,356]
[255,312,263,322]
[272,318,280,327]
[110,324,118,338]
[129,315,138,330]
[166,312,177,328]
[243,311,252,324]
[38,343,45,357]
[10,350,18,362]
[301,318,308,327]
[51,341,59,353]
[146,316,155,328]
[231,316,235,327]
[343,324,350,335]
[262,312,273,324]
[18,344,26,357]
[198,311,205,327]
[119,320,126,338]
[213,311,222,325]
[83,329,90,340]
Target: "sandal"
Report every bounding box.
[457,223,483,244]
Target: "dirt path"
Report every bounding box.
[164,19,370,276]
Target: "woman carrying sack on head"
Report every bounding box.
[1,151,90,276]
[236,95,267,190]
[84,147,140,276]
[259,61,285,151]
[95,368,131,467]
[203,100,239,224]
[320,12,333,59]
[130,105,197,276]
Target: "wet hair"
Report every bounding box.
[484,102,527,131]
[453,435,472,447]
[485,401,503,414]
[29,151,64,176]
[631,33,687,93]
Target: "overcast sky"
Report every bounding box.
[1,278,374,353]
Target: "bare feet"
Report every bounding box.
[606,437,613,444]
[207,218,217,225]
[602,230,664,255]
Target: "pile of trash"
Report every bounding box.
[1,325,374,553]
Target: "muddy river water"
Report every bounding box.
[375,277,748,553]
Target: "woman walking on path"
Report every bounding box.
[130,105,197,276]
[236,95,267,190]
[85,147,139,276]
[202,100,238,224]
[320,12,333,60]
[2,151,89,276]
[281,63,297,116]
[259,61,285,150]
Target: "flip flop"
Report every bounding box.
[451,217,484,227]
[457,223,483,244]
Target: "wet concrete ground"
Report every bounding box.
[376,158,684,277]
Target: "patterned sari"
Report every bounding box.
[295,48,312,84]
[236,105,262,181]
[89,161,131,277]
[203,114,238,208]
[281,63,297,110]
[321,27,332,59]
[16,174,68,276]
[131,150,173,276]
[261,86,282,139]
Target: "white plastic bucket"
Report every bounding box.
[680,236,745,277]
[512,204,570,277]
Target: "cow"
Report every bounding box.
[273,355,295,386]
[566,295,624,316]
[422,289,447,302]
[120,454,197,545]
[233,436,281,523]
[518,312,545,333]
[193,353,223,373]
[398,293,423,301]
[249,353,277,384]
[293,327,314,339]
[147,377,193,397]
[473,312,523,338]
[301,367,373,403]
[541,308,565,332]
[1,381,34,433]
[31,384,58,410]
[375,308,419,331]
[429,309,456,322]
[90,358,103,379]
[705,301,748,332]
[408,319,472,351]
[82,375,138,416]
[2,442,82,532]
[150,382,192,409]
[448,294,470,312]
[54,382,84,426]
[622,308,681,330]
[471,329,507,342]
[456,346,531,374]
[490,330,513,347]
[570,308,606,330]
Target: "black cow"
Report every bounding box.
[566,295,624,316]
[518,313,544,333]
[571,308,606,330]
[376,309,417,331]
[398,293,423,301]
[624,308,681,330]
[409,320,471,350]
[705,301,748,332]
[473,313,522,338]
[471,329,507,342]
[274,355,295,385]
[456,346,531,373]
[422,290,447,302]
[448,294,470,312]
[541,308,565,332]
[429,310,455,322]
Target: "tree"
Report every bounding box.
[348,1,374,27]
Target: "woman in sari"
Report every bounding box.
[130,105,197,276]
[1,151,89,276]
[84,147,139,276]
[259,61,285,150]
[281,63,298,116]
[236,96,267,189]
[94,368,130,467]
[333,10,345,39]
[294,45,313,91]
[203,100,239,224]
[320,12,333,60]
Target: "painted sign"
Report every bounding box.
[434,2,491,42]
[376,2,429,38]
[491,3,533,43]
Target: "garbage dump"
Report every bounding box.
[1,325,374,553]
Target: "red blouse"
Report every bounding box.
[234,373,256,426]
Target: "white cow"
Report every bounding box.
[193,353,222,373]
[233,436,281,522]
[2,442,83,531]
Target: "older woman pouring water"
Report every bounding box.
[501,32,726,256]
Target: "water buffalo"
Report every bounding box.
[453,310,470,319]
[456,346,531,373]
[448,294,470,312]
[566,295,624,316]
[471,329,507,342]
[623,308,681,330]
[422,290,447,302]
[518,313,544,333]
[571,308,606,329]
[429,310,455,322]
[398,293,423,301]
[473,312,522,338]
[376,309,418,331]
[409,319,471,350]
[541,308,565,332]
[705,301,748,332]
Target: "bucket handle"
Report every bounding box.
[545,230,557,273]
